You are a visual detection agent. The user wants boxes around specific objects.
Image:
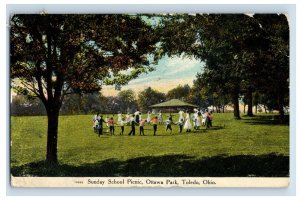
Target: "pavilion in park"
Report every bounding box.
[149,99,198,112]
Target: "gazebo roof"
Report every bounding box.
[149,99,198,108]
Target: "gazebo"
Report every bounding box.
[149,99,198,112]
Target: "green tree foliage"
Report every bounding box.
[137,87,166,112]
[252,14,289,120]
[60,93,108,115]
[159,14,289,120]
[116,89,138,113]
[191,72,230,112]
[166,84,191,101]
[10,14,160,163]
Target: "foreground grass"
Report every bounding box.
[10,113,289,177]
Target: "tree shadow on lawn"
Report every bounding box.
[11,153,289,177]
[242,115,289,126]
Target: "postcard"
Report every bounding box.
[10,12,290,188]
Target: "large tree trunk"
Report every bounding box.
[232,91,241,119]
[46,106,60,164]
[247,89,254,116]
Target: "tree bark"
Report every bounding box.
[232,91,241,119]
[247,89,254,116]
[46,106,60,164]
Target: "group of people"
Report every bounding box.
[92,109,213,137]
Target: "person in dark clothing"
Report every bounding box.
[96,115,106,137]
[168,113,173,122]
[135,111,140,124]
[206,111,213,128]
[128,114,138,136]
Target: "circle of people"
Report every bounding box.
[92,109,213,137]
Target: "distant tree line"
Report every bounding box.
[12,81,286,116]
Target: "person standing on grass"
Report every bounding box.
[119,117,125,135]
[147,111,151,124]
[165,117,173,134]
[139,119,146,136]
[108,117,115,136]
[128,114,138,136]
[158,110,163,125]
[193,109,201,130]
[96,115,106,137]
[177,118,184,133]
[93,113,100,133]
[206,111,213,128]
[151,116,159,136]
[126,112,131,125]
[184,112,192,132]
[135,110,140,124]
[105,116,110,133]
[117,111,122,124]
[201,110,207,126]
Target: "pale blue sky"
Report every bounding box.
[101,55,205,96]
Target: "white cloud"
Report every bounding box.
[101,55,204,96]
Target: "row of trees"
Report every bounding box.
[158,14,289,120]
[11,85,186,115]
[11,14,289,163]
[12,82,282,116]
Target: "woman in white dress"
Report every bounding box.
[183,112,192,132]
[178,110,184,122]
[201,111,207,126]
[147,111,151,124]
[117,111,122,124]
[193,109,201,130]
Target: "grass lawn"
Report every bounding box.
[10,113,289,177]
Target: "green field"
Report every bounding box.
[11,113,289,177]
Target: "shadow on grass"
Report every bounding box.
[11,153,289,177]
[242,115,289,126]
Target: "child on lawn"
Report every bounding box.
[139,119,146,136]
[105,116,110,133]
[119,117,125,135]
[147,111,151,124]
[108,117,115,136]
[177,118,184,133]
[158,111,163,125]
[151,116,159,136]
[165,117,173,134]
